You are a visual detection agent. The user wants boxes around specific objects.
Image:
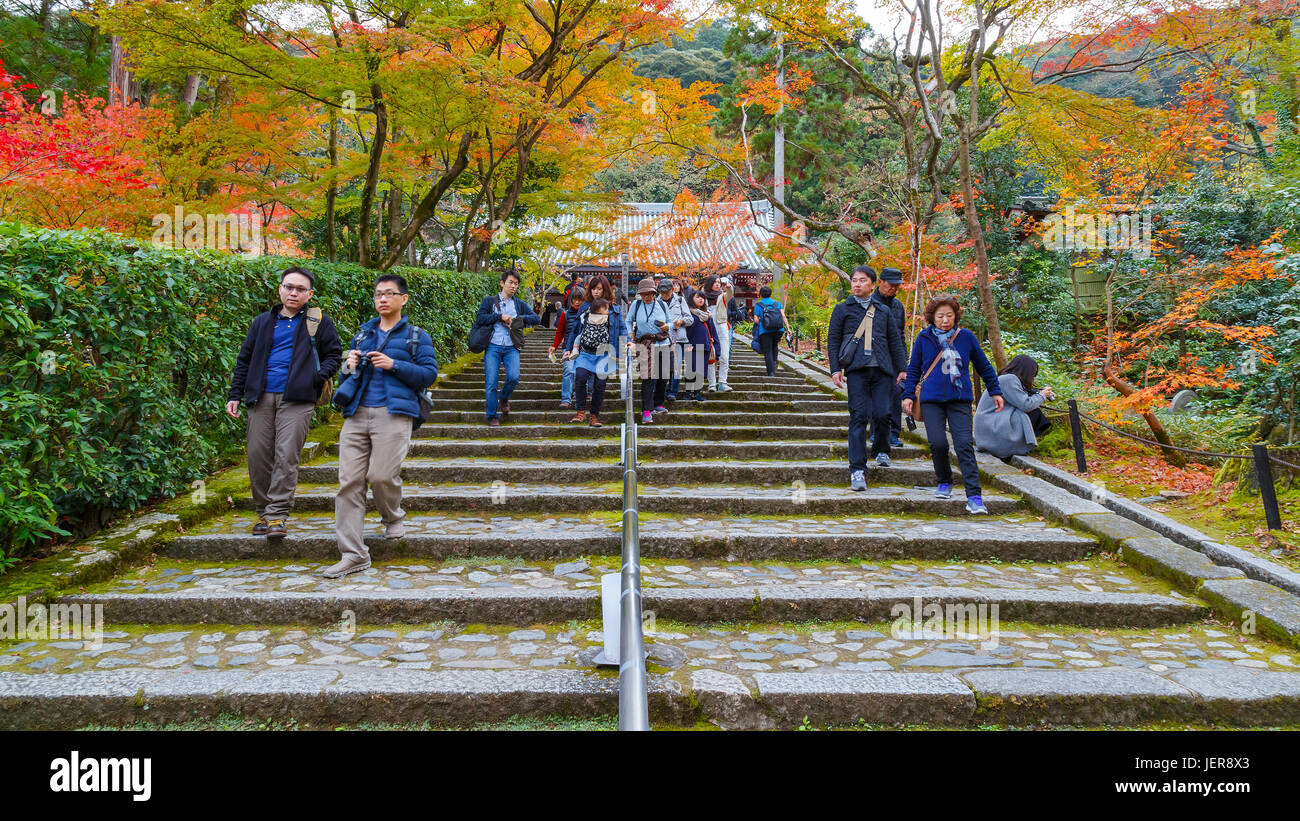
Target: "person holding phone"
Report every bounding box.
[975,354,1054,458]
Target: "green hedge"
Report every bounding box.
[0,222,498,561]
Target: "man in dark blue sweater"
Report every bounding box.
[826,266,907,491]
[227,266,341,538]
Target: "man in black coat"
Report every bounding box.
[226,266,342,537]
[858,266,909,448]
[827,265,907,490]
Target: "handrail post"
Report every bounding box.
[1068,399,1088,473]
[1253,444,1283,531]
[618,341,649,730]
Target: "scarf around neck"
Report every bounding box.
[933,326,963,390]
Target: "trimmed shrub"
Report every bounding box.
[0,222,498,558]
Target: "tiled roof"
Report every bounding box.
[528,199,782,271]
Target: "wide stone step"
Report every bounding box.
[429,398,844,413]
[297,458,936,485]
[399,439,924,460]
[440,374,814,390]
[260,483,1020,515]
[57,585,1205,626]
[420,410,850,425]
[4,620,1297,728]
[426,392,832,405]
[410,424,853,441]
[167,513,1094,561]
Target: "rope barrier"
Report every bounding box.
[1041,403,1300,473]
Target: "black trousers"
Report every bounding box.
[921,400,981,497]
[758,332,779,376]
[890,378,904,435]
[847,367,894,471]
[1028,407,1052,437]
[636,343,670,413]
[575,368,607,417]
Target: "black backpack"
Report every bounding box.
[760,302,784,331]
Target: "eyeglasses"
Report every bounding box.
[373,290,406,300]
[280,284,312,294]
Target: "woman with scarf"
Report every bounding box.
[566,298,622,426]
[680,288,719,402]
[901,295,1005,514]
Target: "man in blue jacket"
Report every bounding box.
[473,269,540,426]
[226,266,341,539]
[826,266,907,491]
[326,274,438,578]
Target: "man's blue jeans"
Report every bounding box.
[483,343,520,419]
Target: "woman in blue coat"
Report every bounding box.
[901,295,1005,514]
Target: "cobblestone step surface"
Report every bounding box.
[4,621,1298,729]
[56,585,1205,626]
[168,513,1093,561]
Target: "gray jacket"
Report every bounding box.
[974,373,1045,458]
[663,293,694,344]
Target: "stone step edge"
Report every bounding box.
[3,668,1298,730]
[165,528,1096,562]
[974,452,1300,649]
[1006,452,1300,598]
[58,587,1205,628]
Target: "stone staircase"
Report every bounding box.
[3,335,1300,729]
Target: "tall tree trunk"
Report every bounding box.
[326,107,338,263]
[109,36,137,106]
[376,132,473,271]
[356,92,387,269]
[182,74,201,110]
[957,131,1006,368]
[37,0,53,32]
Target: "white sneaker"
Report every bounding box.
[875,453,892,468]
[384,519,405,539]
[850,471,866,492]
[322,558,371,579]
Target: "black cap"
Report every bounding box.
[880,267,903,285]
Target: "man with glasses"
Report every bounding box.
[227,266,342,538]
[326,274,438,578]
[472,269,539,426]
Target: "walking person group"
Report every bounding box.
[827,266,1052,513]
[228,267,438,579]
[227,263,1059,585]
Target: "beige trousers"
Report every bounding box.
[334,405,411,563]
[246,392,316,520]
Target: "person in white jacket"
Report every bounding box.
[704,275,734,392]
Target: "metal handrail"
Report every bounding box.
[618,341,649,730]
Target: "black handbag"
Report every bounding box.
[837,305,876,370]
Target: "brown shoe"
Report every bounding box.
[251,517,269,536]
[500,400,511,417]
[588,413,602,427]
[487,416,500,427]
[570,410,587,423]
